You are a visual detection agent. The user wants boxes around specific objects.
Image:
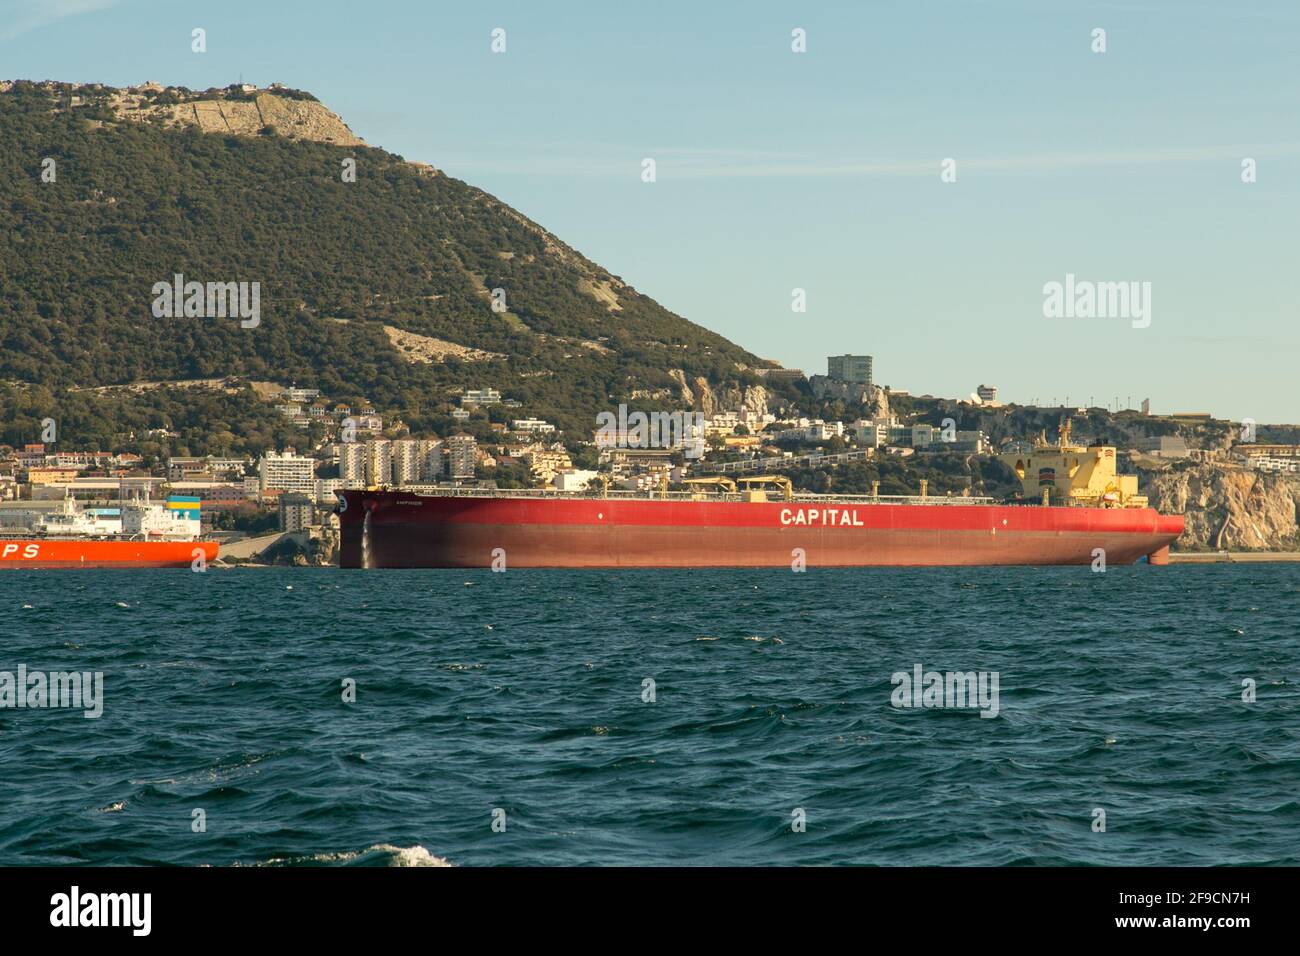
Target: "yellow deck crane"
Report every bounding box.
[736,475,793,502]
[681,476,738,499]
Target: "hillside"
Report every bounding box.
[0,80,796,451]
[1146,464,1300,551]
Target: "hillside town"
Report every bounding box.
[2,354,1297,560]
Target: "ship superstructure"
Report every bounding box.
[1001,418,1146,508]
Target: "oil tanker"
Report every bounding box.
[337,427,1184,569]
[0,496,219,569]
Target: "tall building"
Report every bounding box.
[446,434,479,479]
[258,453,316,495]
[366,440,391,487]
[337,439,396,487]
[278,492,316,531]
[827,354,873,386]
[314,478,342,505]
[391,439,443,485]
[421,441,444,481]
[977,384,998,402]
[338,442,368,486]
[390,439,421,485]
[339,439,443,487]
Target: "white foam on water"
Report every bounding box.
[253,844,452,867]
[377,844,453,867]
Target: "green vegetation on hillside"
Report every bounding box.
[0,81,794,444]
[0,380,320,462]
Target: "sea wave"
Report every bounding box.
[252,844,453,867]
[2,565,1297,866]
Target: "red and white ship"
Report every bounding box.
[0,496,219,569]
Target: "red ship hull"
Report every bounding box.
[337,491,1183,569]
[0,539,219,569]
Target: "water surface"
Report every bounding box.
[1,565,1296,865]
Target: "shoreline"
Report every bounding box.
[216,553,1300,568]
[1169,551,1300,564]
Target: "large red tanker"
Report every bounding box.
[337,426,1190,569]
[336,487,1183,569]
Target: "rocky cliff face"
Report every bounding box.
[665,370,771,418]
[107,83,368,147]
[258,529,339,566]
[720,384,771,418]
[808,376,890,419]
[1145,464,1300,550]
[667,370,696,407]
[866,387,891,420]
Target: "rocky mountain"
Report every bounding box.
[1145,464,1300,551]
[0,80,799,449]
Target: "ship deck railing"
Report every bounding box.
[366,487,998,507]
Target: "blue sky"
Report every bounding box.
[4,0,1298,422]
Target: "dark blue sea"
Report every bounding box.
[1,566,1297,866]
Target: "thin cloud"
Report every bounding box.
[0,0,119,41]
